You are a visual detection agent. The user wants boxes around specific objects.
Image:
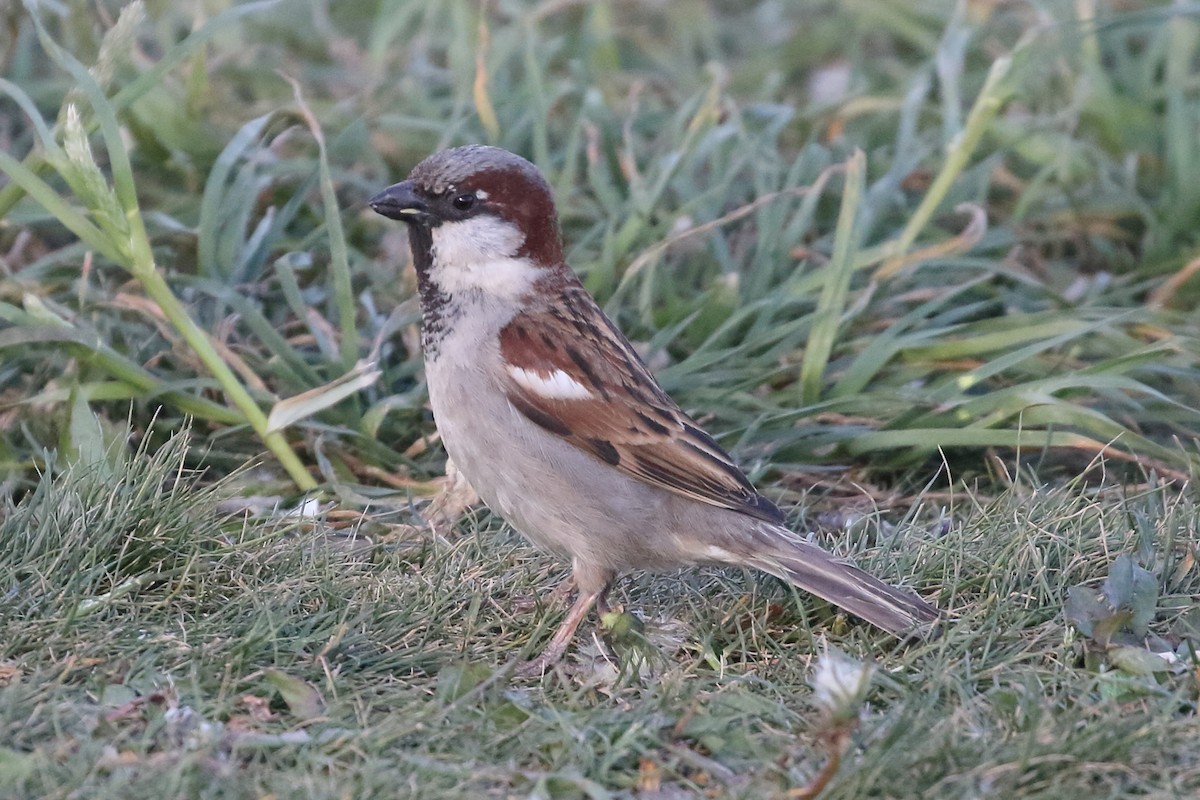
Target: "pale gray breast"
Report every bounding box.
[426,317,706,570]
[423,292,520,489]
[422,291,747,574]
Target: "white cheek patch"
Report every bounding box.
[507,365,594,400]
[429,216,538,299]
[432,215,524,263]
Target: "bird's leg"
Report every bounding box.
[512,574,576,614]
[516,560,616,676]
[516,584,602,676]
[545,574,577,607]
[594,585,611,618]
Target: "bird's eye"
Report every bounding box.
[451,192,477,212]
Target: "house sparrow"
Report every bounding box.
[370,145,938,672]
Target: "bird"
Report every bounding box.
[369,145,939,673]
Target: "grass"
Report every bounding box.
[1,431,1197,798]
[1,0,1199,797]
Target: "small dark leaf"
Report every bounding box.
[1092,609,1134,648]
[1065,585,1110,637]
[1102,555,1134,608]
[1102,555,1158,636]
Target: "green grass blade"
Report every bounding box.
[799,150,866,405]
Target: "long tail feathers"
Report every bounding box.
[744,534,939,637]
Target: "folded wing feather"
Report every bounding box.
[498,283,785,525]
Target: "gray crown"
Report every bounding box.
[408,145,548,195]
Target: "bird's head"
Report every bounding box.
[370,145,565,298]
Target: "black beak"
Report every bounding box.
[369,180,430,224]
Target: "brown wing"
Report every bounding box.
[499,282,784,525]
